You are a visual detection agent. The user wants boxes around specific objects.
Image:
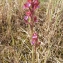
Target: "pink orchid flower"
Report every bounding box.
[25,10,32,16]
[31,32,41,46]
[23,2,31,9]
[31,33,38,45]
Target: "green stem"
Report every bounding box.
[28,23,36,63]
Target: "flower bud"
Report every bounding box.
[34,16,38,22]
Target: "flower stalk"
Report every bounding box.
[23,0,40,63]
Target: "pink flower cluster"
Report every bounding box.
[23,0,40,46]
[23,0,39,24]
[31,33,41,47]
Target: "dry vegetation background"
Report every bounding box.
[0,0,63,63]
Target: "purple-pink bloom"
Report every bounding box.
[26,10,32,16]
[31,33,38,45]
[23,0,39,24]
[31,40,36,45]
[23,0,40,46]
[31,32,41,46]
[34,2,39,9]
[24,16,29,24]
[31,0,39,10]
[32,33,38,40]
[23,2,31,9]
[24,16,28,20]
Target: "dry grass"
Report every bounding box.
[0,0,63,63]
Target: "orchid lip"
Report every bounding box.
[27,2,31,7]
[32,36,37,39]
[24,16,28,20]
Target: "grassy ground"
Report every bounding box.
[0,0,63,63]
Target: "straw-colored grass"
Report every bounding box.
[0,0,63,63]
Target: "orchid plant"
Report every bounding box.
[23,0,40,63]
